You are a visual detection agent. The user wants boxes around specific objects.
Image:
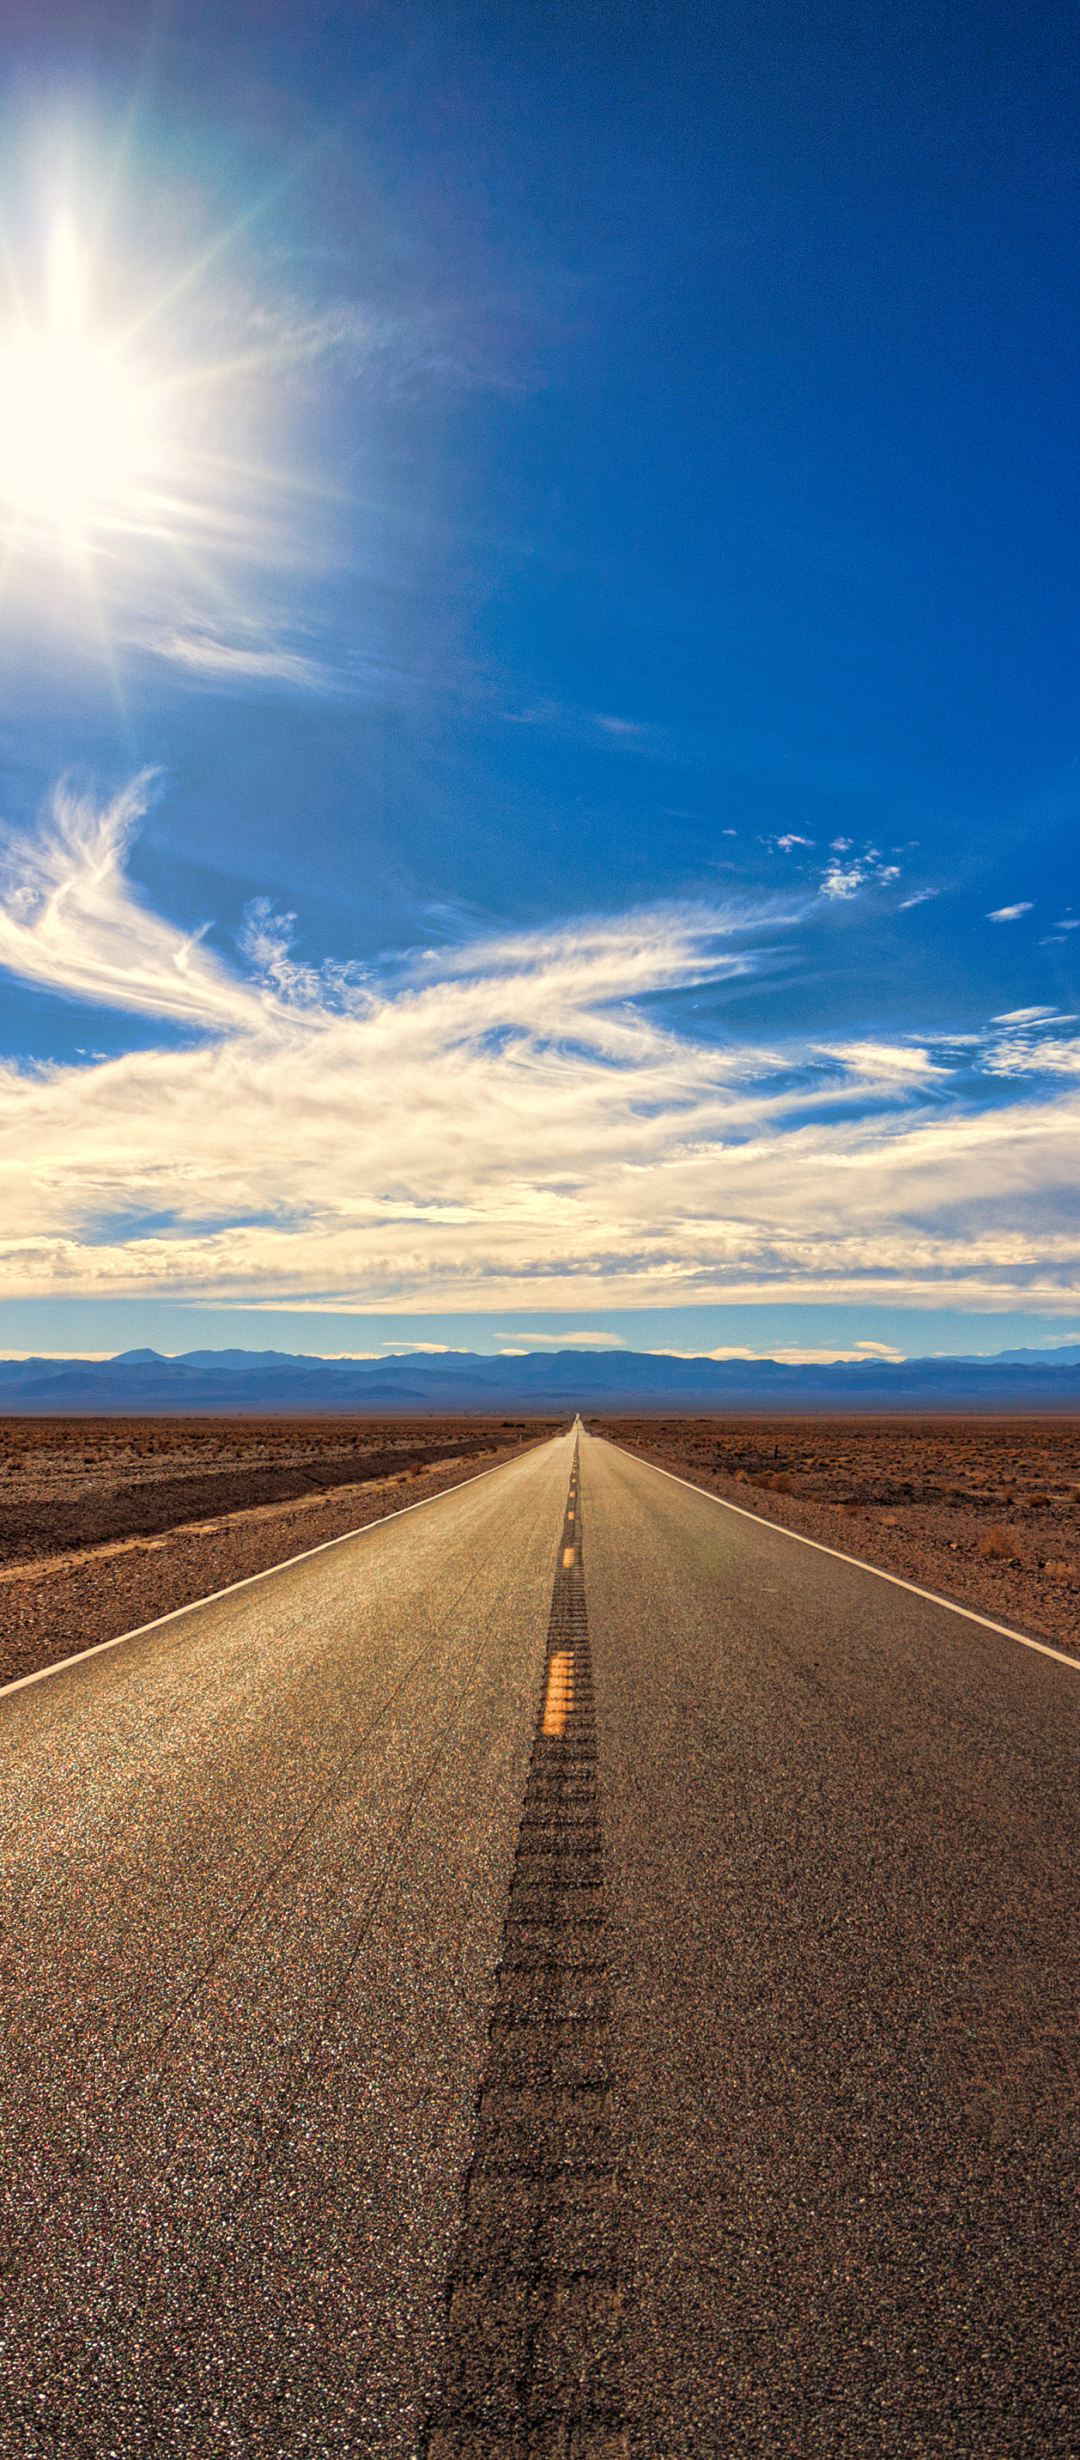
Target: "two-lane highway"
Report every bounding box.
[2,1428,1079,2454]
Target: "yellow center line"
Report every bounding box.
[541,1650,574,1736]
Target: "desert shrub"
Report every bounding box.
[978,1525,1019,1560]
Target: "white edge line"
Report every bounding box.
[597,1437,1080,1675]
[0,1441,559,1705]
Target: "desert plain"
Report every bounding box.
[4,1411,1080,1692]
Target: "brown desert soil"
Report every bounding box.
[0,1416,560,1689]
[591,1415,1080,1662]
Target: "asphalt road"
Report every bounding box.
[0,1436,572,2458]
[583,1435,1080,2459]
[3,1429,1079,2455]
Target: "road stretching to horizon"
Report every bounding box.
[2,1429,1078,2454]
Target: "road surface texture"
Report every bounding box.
[581,1435,1080,2459]
[3,1429,1079,2454]
[1,1438,572,2458]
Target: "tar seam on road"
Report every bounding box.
[0,1450,539,1705]
[619,1445,1080,1676]
[424,1443,628,2460]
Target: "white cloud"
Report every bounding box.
[0,775,246,1027]
[149,631,332,690]
[820,863,865,899]
[500,703,656,748]
[693,1343,905,1364]
[379,1341,456,1353]
[992,1005,1061,1025]
[816,1039,945,1083]
[987,902,1034,922]
[777,834,814,852]
[2,779,1080,1315]
[494,1330,627,1348]
[819,850,900,901]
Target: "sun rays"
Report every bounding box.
[0,217,159,551]
[0,155,353,698]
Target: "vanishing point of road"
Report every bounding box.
[2,1429,1078,2455]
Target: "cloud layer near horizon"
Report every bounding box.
[1,778,1080,1314]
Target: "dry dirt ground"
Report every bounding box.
[0,1417,558,1689]
[591,1415,1080,1662]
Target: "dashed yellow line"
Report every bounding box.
[541,1649,574,1736]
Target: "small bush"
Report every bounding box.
[978,1525,1019,1560]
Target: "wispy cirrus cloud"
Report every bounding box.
[148,630,334,690]
[0,775,246,1027]
[1,779,1080,1314]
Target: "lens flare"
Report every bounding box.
[0,218,156,547]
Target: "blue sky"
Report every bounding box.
[1,0,1079,1362]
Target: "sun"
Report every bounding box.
[0,219,157,549]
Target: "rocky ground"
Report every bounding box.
[0,1416,556,1688]
[590,1415,1080,1661]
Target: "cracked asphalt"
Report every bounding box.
[3,1428,1079,2455]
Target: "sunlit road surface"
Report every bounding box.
[582,1437,1080,2456]
[0,1438,572,2458]
[3,1430,1080,2454]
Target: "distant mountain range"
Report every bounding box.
[2,1343,1080,1413]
